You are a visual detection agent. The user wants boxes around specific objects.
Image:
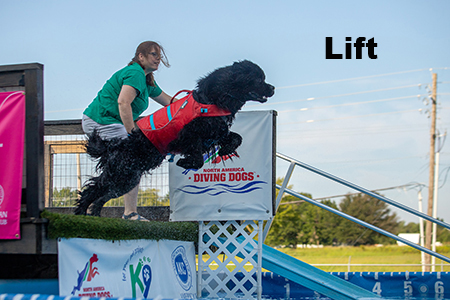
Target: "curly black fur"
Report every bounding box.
[75,60,274,216]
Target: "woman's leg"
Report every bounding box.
[123,184,139,216]
[123,184,149,221]
[82,115,128,139]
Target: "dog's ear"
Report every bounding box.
[233,59,252,65]
[232,60,264,78]
[232,60,253,69]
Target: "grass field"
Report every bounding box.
[276,244,450,272]
[198,244,450,273]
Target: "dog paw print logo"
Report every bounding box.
[71,254,100,295]
[171,246,192,291]
[129,257,152,298]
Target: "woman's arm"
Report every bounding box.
[152,91,178,106]
[118,85,138,133]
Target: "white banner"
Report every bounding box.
[169,110,275,221]
[58,238,196,299]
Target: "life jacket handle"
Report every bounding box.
[170,90,192,104]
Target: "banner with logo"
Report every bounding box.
[169,110,275,221]
[0,91,26,239]
[58,238,196,299]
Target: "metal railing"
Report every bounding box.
[263,152,450,265]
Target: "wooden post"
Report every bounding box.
[24,65,45,218]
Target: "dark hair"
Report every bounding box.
[128,41,170,87]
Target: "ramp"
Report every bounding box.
[258,243,380,300]
[234,236,380,300]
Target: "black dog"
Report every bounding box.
[74,60,275,216]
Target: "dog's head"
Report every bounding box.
[195,60,275,114]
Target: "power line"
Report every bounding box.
[277,125,430,139]
[279,122,440,134]
[275,67,449,90]
[439,166,450,189]
[275,69,430,90]
[280,108,423,124]
[303,155,425,166]
[279,183,422,205]
[278,95,424,113]
[252,84,426,107]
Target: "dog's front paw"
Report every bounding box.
[218,133,242,157]
[218,147,234,157]
[176,157,204,170]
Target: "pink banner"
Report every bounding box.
[0,91,26,239]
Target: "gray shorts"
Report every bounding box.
[82,115,128,140]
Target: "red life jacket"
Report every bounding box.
[136,90,231,155]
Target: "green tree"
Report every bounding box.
[437,225,450,243]
[52,187,78,207]
[265,178,300,247]
[335,193,399,245]
[139,188,162,206]
[265,178,341,247]
[158,192,170,206]
[307,199,342,245]
[265,193,305,247]
[397,221,420,233]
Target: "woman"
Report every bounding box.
[82,41,175,221]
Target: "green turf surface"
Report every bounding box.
[41,210,198,242]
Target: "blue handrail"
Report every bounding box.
[268,152,450,264]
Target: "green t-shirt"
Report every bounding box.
[83,63,163,125]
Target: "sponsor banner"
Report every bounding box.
[169,110,275,221]
[0,91,26,239]
[58,238,196,299]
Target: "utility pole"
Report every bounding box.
[425,73,437,271]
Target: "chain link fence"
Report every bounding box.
[44,120,169,208]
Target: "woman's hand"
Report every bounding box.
[118,85,138,133]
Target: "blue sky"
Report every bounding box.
[1,0,450,224]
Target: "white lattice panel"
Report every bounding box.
[198,220,263,299]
